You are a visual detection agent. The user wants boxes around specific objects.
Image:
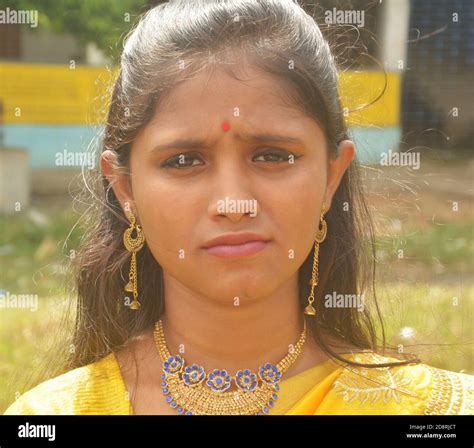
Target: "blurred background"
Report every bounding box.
[0,0,473,412]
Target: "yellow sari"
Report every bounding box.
[4,351,473,415]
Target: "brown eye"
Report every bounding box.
[253,149,298,163]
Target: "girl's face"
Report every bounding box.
[105,65,354,304]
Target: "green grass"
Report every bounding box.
[1,204,80,411]
[0,205,83,297]
[374,220,474,271]
[0,296,73,411]
[375,282,473,374]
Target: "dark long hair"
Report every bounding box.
[69,0,421,371]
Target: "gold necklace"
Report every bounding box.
[153,317,307,415]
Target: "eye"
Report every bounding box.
[253,148,300,164]
[161,152,204,169]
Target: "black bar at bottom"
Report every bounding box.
[0,415,471,446]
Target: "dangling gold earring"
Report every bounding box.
[304,204,327,316]
[123,209,145,310]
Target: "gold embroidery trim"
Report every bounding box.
[424,367,474,415]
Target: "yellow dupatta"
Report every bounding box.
[4,351,473,415]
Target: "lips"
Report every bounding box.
[201,233,271,259]
[202,232,270,248]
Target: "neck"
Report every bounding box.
[156,270,324,377]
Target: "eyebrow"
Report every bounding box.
[150,133,304,152]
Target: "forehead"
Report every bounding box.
[152,65,305,125]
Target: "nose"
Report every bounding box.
[207,157,260,223]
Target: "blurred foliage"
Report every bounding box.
[375,221,474,273]
[0,202,83,298]
[0,0,150,61]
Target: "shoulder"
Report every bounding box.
[324,351,473,415]
[3,353,131,415]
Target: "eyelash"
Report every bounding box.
[160,149,301,169]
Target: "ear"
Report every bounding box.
[322,140,356,211]
[100,150,135,214]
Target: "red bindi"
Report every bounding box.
[221,121,231,132]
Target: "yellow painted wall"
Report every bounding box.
[339,70,401,127]
[0,63,117,125]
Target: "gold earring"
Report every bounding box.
[304,204,327,316]
[123,210,145,310]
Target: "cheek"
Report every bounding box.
[129,164,198,259]
[267,163,325,225]
[134,186,198,258]
[264,164,325,263]
[132,172,182,254]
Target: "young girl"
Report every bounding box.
[5,0,472,415]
